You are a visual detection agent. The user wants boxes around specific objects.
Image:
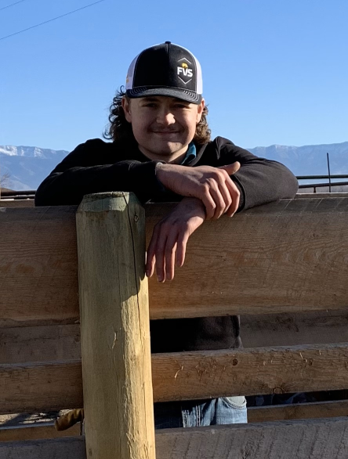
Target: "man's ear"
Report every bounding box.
[122,97,132,123]
[196,98,205,123]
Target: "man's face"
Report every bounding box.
[122,95,205,163]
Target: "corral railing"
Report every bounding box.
[1,193,348,458]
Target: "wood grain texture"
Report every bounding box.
[0,436,85,459]
[0,206,79,327]
[2,309,348,366]
[77,192,156,459]
[4,417,348,459]
[155,418,348,459]
[146,196,348,318]
[0,423,81,442]
[0,361,82,414]
[0,200,34,208]
[151,343,348,402]
[242,310,348,347]
[0,324,81,364]
[248,400,348,423]
[1,197,348,325]
[2,342,348,413]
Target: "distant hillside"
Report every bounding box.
[249,141,348,177]
[0,146,68,190]
[1,141,348,190]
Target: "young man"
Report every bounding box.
[36,41,298,428]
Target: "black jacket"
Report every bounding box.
[35,136,298,352]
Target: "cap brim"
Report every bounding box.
[126,87,202,104]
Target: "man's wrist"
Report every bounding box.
[180,197,206,218]
[155,162,168,192]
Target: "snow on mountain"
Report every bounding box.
[0,145,68,159]
[0,145,69,190]
[1,141,348,191]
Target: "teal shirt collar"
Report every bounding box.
[181,142,196,165]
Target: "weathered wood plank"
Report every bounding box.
[147,197,348,318]
[0,206,79,327]
[155,418,348,459]
[1,197,348,326]
[242,310,348,348]
[151,343,348,402]
[248,400,348,423]
[0,361,82,414]
[0,324,81,364]
[4,417,348,459]
[0,436,85,459]
[0,423,80,442]
[0,200,34,207]
[2,343,348,413]
[3,309,348,366]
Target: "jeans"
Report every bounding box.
[154,396,247,429]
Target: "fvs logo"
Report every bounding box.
[177,58,193,84]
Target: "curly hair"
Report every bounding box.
[103,87,211,145]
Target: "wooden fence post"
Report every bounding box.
[76,192,155,459]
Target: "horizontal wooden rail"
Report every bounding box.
[3,417,348,459]
[0,206,79,326]
[248,400,348,423]
[0,361,82,414]
[0,423,80,442]
[147,197,348,318]
[0,436,85,459]
[2,342,348,414]
[0,324,81,364]
[0,199,34,208]
[3,309,348,366]
[156,418,348,459]
[4,306,348,366]
[242,310,348,348]
[3,400,348,443]
[1,196,348,326]
[151,342,348,402]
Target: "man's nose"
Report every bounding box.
[156,108,175,125]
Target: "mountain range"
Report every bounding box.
[1,141,348,191]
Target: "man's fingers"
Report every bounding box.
[176,231,189,268]
[219,161,241,176]
[146,252,156,278]
[154,230,167,283]
[147,222,178,282]
[201,194,216,220]
[164,231,179,281]
[146,199,205,281]
[146,225,160,278]
[205,181,227,219]
[225,179,240,216]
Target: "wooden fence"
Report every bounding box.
[1,192,348,458]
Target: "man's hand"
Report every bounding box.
[146,197,205,282]
[156,162,241,220]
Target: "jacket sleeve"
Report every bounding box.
[35,139,164,206]
[216,137,298,210]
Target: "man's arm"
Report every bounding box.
[35,139,165,206]
[155,162,241,219]
[214,137,299,210]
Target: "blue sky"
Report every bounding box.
[0,0,347,152]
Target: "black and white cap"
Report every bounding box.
[125,41,203,104]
